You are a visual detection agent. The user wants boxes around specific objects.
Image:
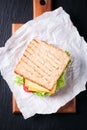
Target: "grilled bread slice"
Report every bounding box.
[14,39,70,91]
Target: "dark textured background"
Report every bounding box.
[0,0,87,130]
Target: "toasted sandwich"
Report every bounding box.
[14,39,70,97]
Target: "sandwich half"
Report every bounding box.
[14,39,70,97]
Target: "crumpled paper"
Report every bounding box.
[0,7,87,119]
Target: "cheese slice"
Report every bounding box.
[25,79,56,94]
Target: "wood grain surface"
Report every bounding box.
[33,0,52,18]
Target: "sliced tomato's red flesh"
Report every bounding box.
[23,86,32,92]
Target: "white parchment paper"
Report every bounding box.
[0,7,87,119]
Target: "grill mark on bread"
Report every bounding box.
[23,51,52,76]
[22,54,52,80]
[35,39,68,63]
[15,63,47,87]
[26,46,57,71]
[27,43,59,69]
[15,61,51,89]
[29,39,64,66]
[21,55,43,78]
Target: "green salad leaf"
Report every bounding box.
[65,50,70,56]
[34,92,51,97]
[56,71,66,90]
[34,92,48,97]
[14,75,24,86]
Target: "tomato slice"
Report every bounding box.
[23,86,32,92]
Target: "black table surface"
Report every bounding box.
[0,0,87,130]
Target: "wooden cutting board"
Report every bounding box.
[12,0,76,113]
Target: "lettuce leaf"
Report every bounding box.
[34,92,48,97]
[14,75,24,86]
[65,50,70,56]
[56,71,66,90]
